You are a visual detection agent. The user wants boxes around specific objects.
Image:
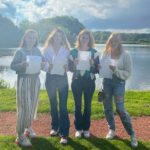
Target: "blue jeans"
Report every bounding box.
[71,77,95,131]
[45,74,70,137]
[103,75,134,136]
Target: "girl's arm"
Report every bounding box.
[10,50,27,72]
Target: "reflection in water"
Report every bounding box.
[0,45,150,90]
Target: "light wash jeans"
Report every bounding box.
[103,75,135,136]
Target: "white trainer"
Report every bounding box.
[83,130,90,138]
[106,129,115,139]
[75,130,82,138]
[131,134,138,148]
[16,134,32,147]
[24,127,37,138]
[50,129,58,136]
[60,137,68,144]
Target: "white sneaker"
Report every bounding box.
[16,134,32,147]
[131,134,138,148]
[106,129,115,139]
[50,129,58,136]
[60,137,68,144]
[24,127,37,138]
[75,130,82,138]
[83,130,90,138]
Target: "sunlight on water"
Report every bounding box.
[0,44,150,90]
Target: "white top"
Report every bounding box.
[42,45,69,75]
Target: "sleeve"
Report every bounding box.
[91,50,100,74]
[10,50,26,72]
[114,52,132,80]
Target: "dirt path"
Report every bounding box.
[0,112,150,141]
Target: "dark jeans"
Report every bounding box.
[71,77,95,131]
[45,74,70,137]
[103,75,134,136]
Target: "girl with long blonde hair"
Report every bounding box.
[42,28,70,144]
[99,33,138,148]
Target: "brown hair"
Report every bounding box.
[44,28,70,50]
[75,29,95,49]
[104,32,123,57]
[20,29,38,48]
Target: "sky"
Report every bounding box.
[0,0,150,33]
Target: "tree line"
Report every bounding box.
[0,15,150,48]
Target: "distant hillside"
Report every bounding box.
[19,16,85,46]
[93,31,150,44]
[0,15,150,49]
[0,15,22,48]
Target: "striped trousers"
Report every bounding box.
[16,76,40,136]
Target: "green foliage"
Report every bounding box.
[93,31,150,44]
[19,16,85,46]
[0,79,9,88]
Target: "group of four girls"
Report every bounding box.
[11,28,138,148]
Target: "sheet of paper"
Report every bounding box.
[26,56,42,74]
[76,51,91,71]
[99,57,113,79]
[78,51,91,61]
[51,58,67,75]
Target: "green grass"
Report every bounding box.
[0,136,150,150]
[0,89,150,119]
[0,89,150,149]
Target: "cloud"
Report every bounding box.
[0,0,149,30]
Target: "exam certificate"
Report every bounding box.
[76,51,91,71]
[26,55,42,74]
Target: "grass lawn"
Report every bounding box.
[0,136,150,150]
[0,89,150,119]
[0,89,150,150]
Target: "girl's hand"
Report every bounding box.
[89,59,94,65]
[98,64,101,69]
[48,64,53,72]
[109,65,116,72]
[64,64,68,72]
[21,61,28,68]
[41,62,46,69]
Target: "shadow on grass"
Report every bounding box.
[68,137,88,150]
[20,137,59,150]
[84,135,120,150]
[115,136,150,150]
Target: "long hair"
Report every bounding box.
[44,28,70,50]
[20,29,38,48]
[104,33,123,57]
[75,29,95,49]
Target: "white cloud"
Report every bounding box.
[0,0,149,30]
[0,0,132,23]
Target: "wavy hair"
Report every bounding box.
[20,29,38,48]
[103,32,123,57]
[75,29,95,49]
[44,28,70,50]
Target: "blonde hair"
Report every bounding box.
[75,29,95,49]
[20,29,38,48]
[44,28,70,50]
[104,32,123,56]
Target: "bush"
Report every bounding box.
[0,79,9,88]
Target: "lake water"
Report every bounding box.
[0,44,150,90]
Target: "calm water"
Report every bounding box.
[0,44,150,90]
